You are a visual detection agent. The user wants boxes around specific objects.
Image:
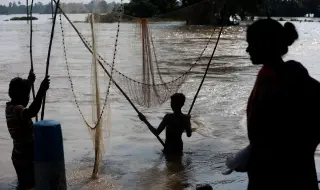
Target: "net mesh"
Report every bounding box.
[59,14,217,108]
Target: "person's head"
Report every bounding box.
[246,18,298,65]
[9,77,31,106]
[170,93,185,112]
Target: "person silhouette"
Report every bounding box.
[139,93,192,157]
[245,18,320,190]
[6,70,50,190]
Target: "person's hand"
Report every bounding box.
[138,112,146,122]
[28,69,36,83]
[40,76,50,91]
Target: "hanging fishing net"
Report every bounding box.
[55,0,225,177]
[58,0,122,178]
[57,0,222,108]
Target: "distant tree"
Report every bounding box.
[124,0,178,17]
[12,2,17,8]
[1,0,318,21]
[0,1,120,15]
[303,0,320,14]
[98,0,109,13]
[124,0,157,17]
[0,5,8,14]
[42,3,53,14]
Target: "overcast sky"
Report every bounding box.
[0,0,123,5]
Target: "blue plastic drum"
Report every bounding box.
[34,120,66,190]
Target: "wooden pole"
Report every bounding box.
[26,0,29,23]
[51,0,54,18]
[29,0,38,121]
[40,0,60,120]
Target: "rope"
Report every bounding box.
[40,0,60,120]
[188,3,226,115]
[69,19,213,86]
[29,0,37,122]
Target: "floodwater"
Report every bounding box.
[1,14,320,189]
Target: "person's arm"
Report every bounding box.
[138,113,168,135]
[185,115,192,137]
[22,76,50,119]
[155,114,168,135]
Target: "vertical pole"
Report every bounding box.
[26,0,29,23]
[30,0,38,121]
[41,0,60,120]
[51,0,54,19]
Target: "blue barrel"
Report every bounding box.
[34,120,67,190]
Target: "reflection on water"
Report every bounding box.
[126,154,194,190]
[163,156,192,190]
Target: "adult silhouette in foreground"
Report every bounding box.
[246,18,320,190]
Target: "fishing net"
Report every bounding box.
[58,0,122,178]
[57,0,221,108]
[55,0,224,178]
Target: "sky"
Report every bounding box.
[0,0,122,5]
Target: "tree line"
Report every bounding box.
[123,0,320,18]
[228,0,320,18]
[1,0,320,24]
[0,1,120,15]
[123,0,320,24]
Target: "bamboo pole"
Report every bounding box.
[51,0,54,18]
[26,0,29,23]
[29,0,37,121]
[40,0,60,120]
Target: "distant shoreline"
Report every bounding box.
[9,16,38,21]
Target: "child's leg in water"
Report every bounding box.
[13,159,34,190]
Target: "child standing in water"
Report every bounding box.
[139,93,192,156]
[6,70,50,190]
